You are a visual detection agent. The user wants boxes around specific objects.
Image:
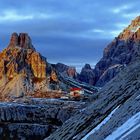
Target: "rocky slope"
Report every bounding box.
[79,16,140,87]
[0,16,140,140]
[0,33,93,140]
[45,57,140,140]
[0,98,86,139]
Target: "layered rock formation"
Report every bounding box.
[0,16,140,140]
[0,98,85,139]
[0,33,59,100]
[0,33,46,80]
[45,57,140,140]
[79,16,140,87]
[43,15,140,140]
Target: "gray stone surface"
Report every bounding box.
[0,99,85,140]
[45,60,140,140]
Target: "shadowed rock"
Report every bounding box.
[45,59,140,140]
[79,16,140,87]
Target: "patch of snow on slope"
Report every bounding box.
[105,112,140,140]
[81,106,120,140]
[130,26,140,33]
[136,94,140,100]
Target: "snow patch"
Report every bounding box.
[130,26,140,33]
[81,106,120,140]
[136,94,140,100]
[105,112,140,140]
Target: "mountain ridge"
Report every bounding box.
[78,15,140,86]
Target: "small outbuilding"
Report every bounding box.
[70,87,84,97]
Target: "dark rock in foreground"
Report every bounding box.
[45,59,140,140]
[0,99,86,140]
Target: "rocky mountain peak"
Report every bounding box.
[94,16,140,86]
[79,64,95,85]
[118,15,140,40]
[78,16,140,87]
[8,32,35,50]
[0,33,97,100]
[0,33,60,99]
[132,15,140,24]
[83,64,92,69]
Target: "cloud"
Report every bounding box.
[0,10,33,22]
[111,4,133,14]
[0,9,63,23]
[122,12,140,19]
[0,0,139,69]
[91,29,105,33]
[115,23,128,29]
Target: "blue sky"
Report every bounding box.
[0,0,140,71]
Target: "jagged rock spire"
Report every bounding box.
[8,32,35,50]
[0,33,60,99]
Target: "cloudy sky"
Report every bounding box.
[0,0,140,71]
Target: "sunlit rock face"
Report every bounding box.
[118,16,140,40]
[0,33,47,80]
[30,52,47,79]
[0,33,59,99]
[0,33,97,100]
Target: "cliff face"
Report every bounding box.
[0,33,59,99]
[95,16,140,87]
[0,33,46,80]
[79,16,140,87]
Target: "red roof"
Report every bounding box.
[70,87,82,91]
